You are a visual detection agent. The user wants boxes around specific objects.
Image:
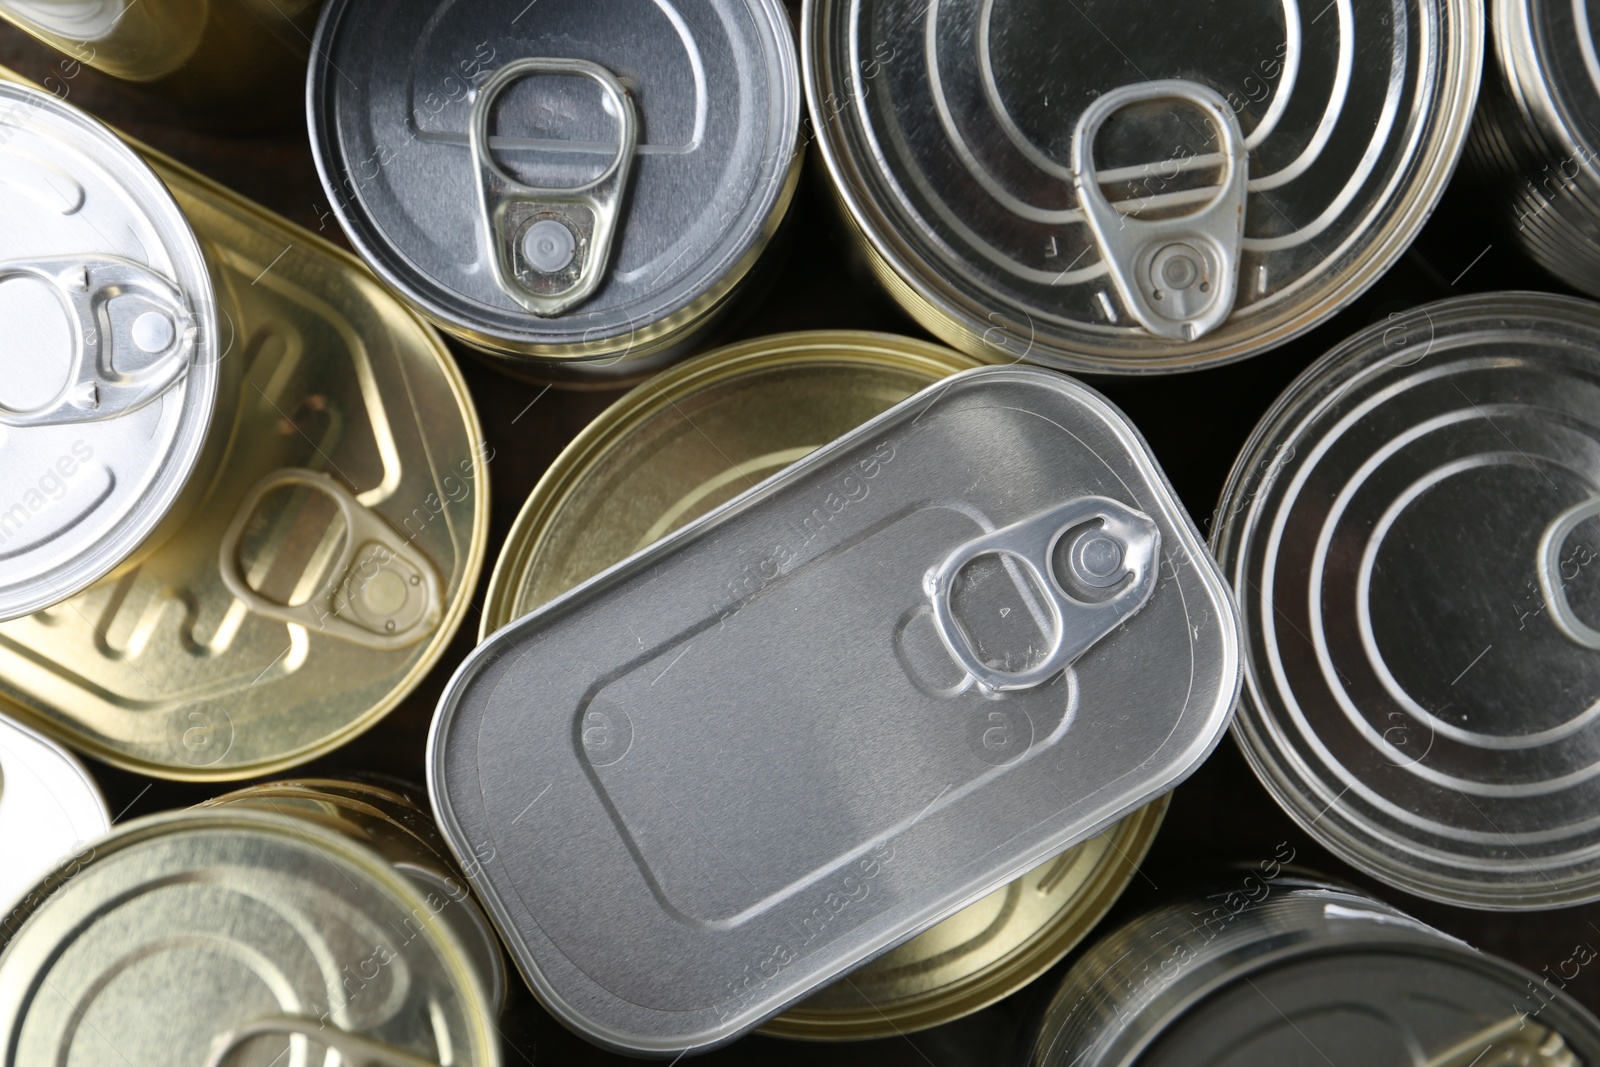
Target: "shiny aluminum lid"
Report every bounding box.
[0,807,499,1066]
[1214,292,1600,909]
[308,0,800,362]
[0,82,219,621]
[0,711,108,917]
[430,364,1240,1055]
[805,0,1482,373]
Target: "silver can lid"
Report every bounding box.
[0,83,219,621]
[1214,292,1600,909]
[430,364,1240,1055]
[805,0,1482,373]
[308,0,800,361]
[0,711,108,917]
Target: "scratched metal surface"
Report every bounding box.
[4,19,1600,1067]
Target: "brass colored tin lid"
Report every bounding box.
[479,329,1167,1037]
[0,80,491,781]
[0,808,499,1066]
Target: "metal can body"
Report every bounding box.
[308,0,802,384]
[1032,878,1600,1066]
[1464,0,1600,294]
[0,799,501,1067]
[0,72,490,780]
[804,0,1483,374]
[481,330,1170,1039]
[0,0,319,115]
[1213,292,1600,909]
[0,711,107,919]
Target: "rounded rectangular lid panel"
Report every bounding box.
[428,365,1241,1055]
[0,83,219,621]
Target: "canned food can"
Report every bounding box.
[0,711,107,917]
[1031,875,1600,1066]
[479,330,1170,1039]
[803,0,1483,374]
[1464,0,1600,295]
[0,75,490,780]
[307,0,802,384]
[0,0,319,116]
[1212,292,1600,909]
[432,363,1240,1055]
[0,802,501,1066]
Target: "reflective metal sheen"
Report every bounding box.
[1032,880,1600,1066]
[0,82,220,621]
[309,0,801,379]
[0,712,107,918]
[1214,292,1600,909]
[804,0,1483,373]
[431,364,1239,1055]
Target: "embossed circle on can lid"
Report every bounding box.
[0,808,499,1066]
[308,0,800,362]
[1214,292,1600,908]
[0,83,218,622]
[805,0,1482,374]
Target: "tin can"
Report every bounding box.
[433,363,1239,1055]
[307,0,803,385]
[0,710,107,918]
[0,801,501,1066]
[1463,0,1600,295]
[0,75,490,780]
[803,0,1483,374]
[1031,876,1600,1066]
[479,330,1170,1039]
[0,0,319,117]
[1212,292,1600,909]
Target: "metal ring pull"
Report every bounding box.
[203,1015,441,1067]
[1538,498,1600,650]
[926,497,1161,692]
[0,254,195,426]
[219,469,443,650]
[1073,80,1249,342]
[470,57,637,317]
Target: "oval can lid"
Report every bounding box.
[0,808,499,1066]
[0,711,108,917]
[430,364,1240,1055]
[806,0,1482,373]
[308,0,801,359]
[1215,291,1600,909]
[0,82,219,621]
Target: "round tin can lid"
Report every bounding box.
[0,808,499,1066]
[1034,882,1600,1066]
[805,0,1482,374]
[308,0,801,363]
[480,330,1168,1038]
[0,82,219,621]
[1214,292,1600,909]
[0,711,108,917]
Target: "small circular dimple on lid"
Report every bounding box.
[1214,292,1600,909]
[0,83,218,622]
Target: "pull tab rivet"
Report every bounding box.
[1074,534,1125,585]
[522,218,577,274]
[132,310,175,353]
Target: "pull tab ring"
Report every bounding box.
[219,469,444,650]
[470,57,637,317]
[0,255,195,426]
[1073,79,1249,342]
[926,497,1161,692]
[203,1014,441,1067]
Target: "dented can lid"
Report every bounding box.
[0,807,500,1066]
[1214,292,1600,909]
[431,363,1240,1054]
[804,0,1482,373]
[308,0,801,370]
[0,711,108,918]
[0,82,220,621]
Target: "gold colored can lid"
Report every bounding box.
[479,329,1167,1037]
[0,807,500,1067]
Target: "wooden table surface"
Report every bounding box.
[3,21,1594,1066]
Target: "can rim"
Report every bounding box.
[306,0,803,363]
[800,0,1485,375]
[1210,290,1600,909]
